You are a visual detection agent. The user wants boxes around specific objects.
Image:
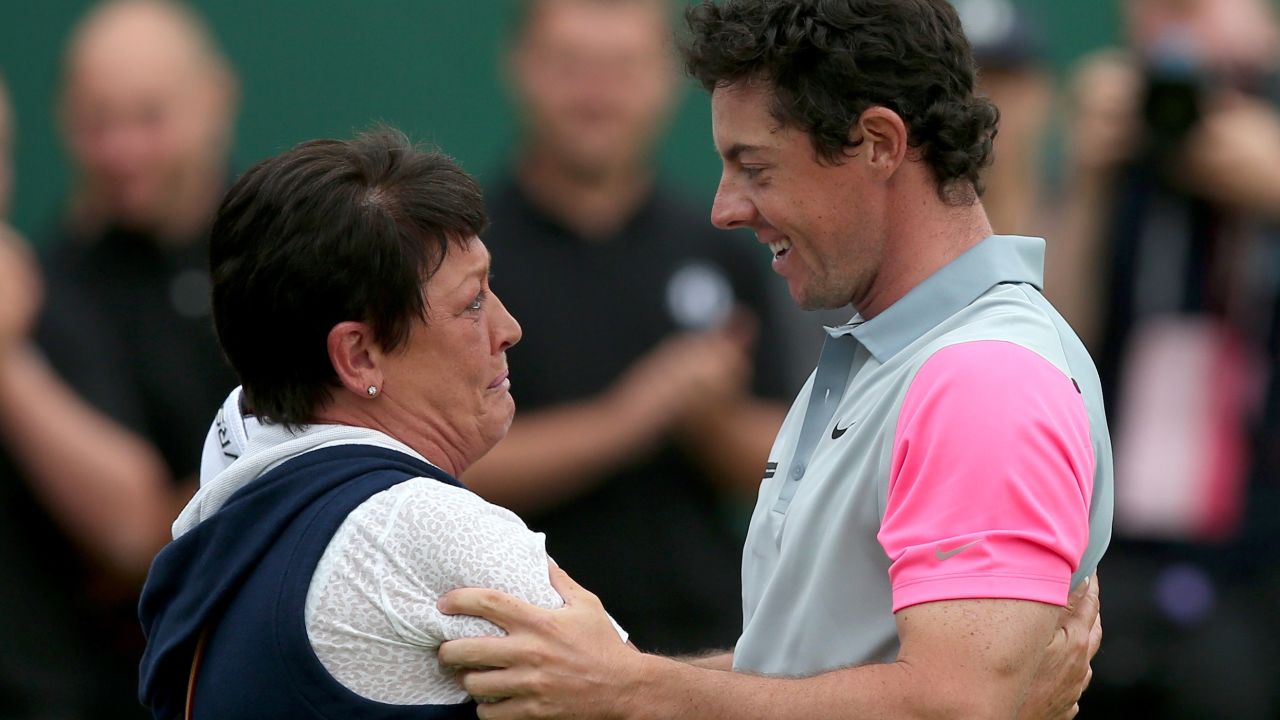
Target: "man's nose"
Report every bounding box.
[710,176,754,230]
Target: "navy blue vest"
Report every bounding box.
[139,444,478,719]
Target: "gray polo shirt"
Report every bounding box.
[734,235,1112,676]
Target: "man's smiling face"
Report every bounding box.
[708,81,889,311]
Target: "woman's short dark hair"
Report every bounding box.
[210,127,486,426]
[682,0,999,203]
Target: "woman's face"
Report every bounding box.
[377,237,522,470]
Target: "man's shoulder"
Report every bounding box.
[36,224,94,278]
[479,175,549,244]
[915,284,1075,371]
[31,229,132,398]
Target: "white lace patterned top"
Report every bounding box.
[183,387,627,705]
[304,478,565,704]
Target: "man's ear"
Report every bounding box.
[852,106,909,175]
[327,321,384,399]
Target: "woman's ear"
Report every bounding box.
[327,321,384,400]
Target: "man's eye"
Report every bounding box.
[743,166,767,180]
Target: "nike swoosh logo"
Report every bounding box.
[935,540,981,561]
[831,420,856,440]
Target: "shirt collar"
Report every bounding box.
[825,235,1046,362]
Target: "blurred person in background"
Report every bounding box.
[954,0,1054,238]
[0,1,237,716]
[0,75,10,220]
[0,70,159,719]
[44,0,239,496]
[0,72,105,720]
[462,0,789,654]
[956,1,1103,354]
[1059,0,1280,716]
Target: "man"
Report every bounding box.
[31,0,239,575]
[461,0,789,653]
[2,64,183,719]
[955,0,1053,238]
[438,1,1110,718]
[0,2,236,716]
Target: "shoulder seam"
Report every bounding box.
[1008,283,1079,384]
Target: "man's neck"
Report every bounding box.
[516,146,653,241]
[856,185,994,320]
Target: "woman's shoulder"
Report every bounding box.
[339,477,554,591]
[304,476,554,706]
[361,475,528,530]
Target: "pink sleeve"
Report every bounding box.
[878,341,1094,612]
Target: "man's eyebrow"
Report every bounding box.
[723,143,766,163]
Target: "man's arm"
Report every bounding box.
[672,649,735,671]
[667,308,787,497]
[0,344,181,578]
[1045,50,1140,349]
[463,329,754,514]
[633,599,1057,720]
[676,396,786,496]
[1180,94,1280,217]
[0,227,183,578]
[461,397,666,514]
[438,566,1099,720]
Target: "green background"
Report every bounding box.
[0,1,1120,242]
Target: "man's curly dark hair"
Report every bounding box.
[682,0,998,204]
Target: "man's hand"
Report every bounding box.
[673,310,757,432]
[439,564,643,719]
[1181,95,1280,214]
[1017,575,1103,720]
[606,325,752,440]
[1066,53,1141,180]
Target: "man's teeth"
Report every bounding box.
[768,238,792,257]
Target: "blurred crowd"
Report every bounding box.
[0,0,1278,718]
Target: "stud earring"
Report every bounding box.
[366,385,379,397]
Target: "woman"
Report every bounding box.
[137,128,625,719]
